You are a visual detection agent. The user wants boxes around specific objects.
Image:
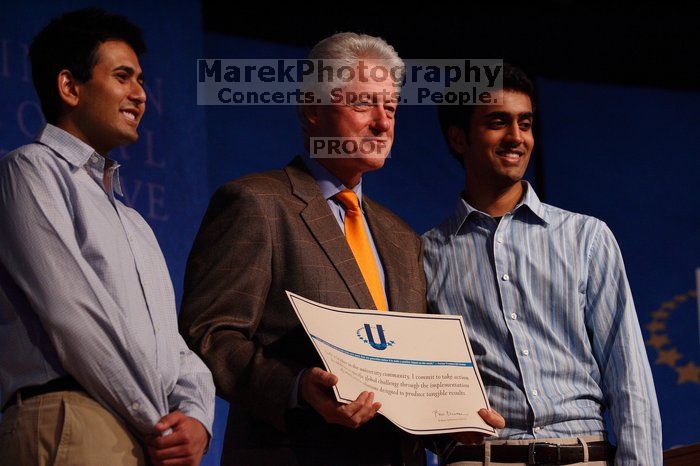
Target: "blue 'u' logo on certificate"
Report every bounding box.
[356,324,395,351]
[365,323,387,350]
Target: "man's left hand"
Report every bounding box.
[146,411,209,466]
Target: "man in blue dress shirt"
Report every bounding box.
[0,9,214,466]
[422,64,661,465]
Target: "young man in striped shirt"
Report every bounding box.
[423,64,661,466]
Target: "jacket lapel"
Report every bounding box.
[363,197,403,312]
[285,158,375,310]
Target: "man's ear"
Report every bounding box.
[303,104,319,126]
[57,70,80,109]
[447,125,468,156]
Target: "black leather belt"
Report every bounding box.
[1,375,84,413]
[445,441,615,465]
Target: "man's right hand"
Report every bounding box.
[299,367,381,429]
[145,411,209,466]
[451,408,506,445]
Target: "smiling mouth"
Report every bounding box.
[120,109,139,122]
[361,137,389,143]
[496,149,524,161]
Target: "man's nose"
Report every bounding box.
[504,122,523,145]
[129,80,147,104]
[370,107,391,133]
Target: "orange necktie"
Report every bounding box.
[335,189,388,311]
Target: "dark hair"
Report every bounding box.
[437,63,535,165]
[29,8,146,123]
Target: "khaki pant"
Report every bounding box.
[447,435,611,466]
[0,390,146,466]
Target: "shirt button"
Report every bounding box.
[131,402,140,411]
[496,236,503,244]
[521,349,529,356]
[534,426,541,433]
[510,313,517,320]
[502,273,510,281]
[532,389,539,396]
[90,155,99,164]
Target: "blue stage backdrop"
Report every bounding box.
[1,2,698,465]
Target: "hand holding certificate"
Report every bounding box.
[287,291,498,436]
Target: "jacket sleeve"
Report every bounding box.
[179,182,302,431]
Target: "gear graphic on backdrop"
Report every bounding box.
[644,290,699,385]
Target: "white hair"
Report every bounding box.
[298,32,405,139]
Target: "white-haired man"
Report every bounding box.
[179,32,502,466]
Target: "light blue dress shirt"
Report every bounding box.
[422,182,662,465]
[0,124,215,436]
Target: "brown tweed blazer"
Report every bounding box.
[180,157,427,465]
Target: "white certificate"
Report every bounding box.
[287,291,495,436]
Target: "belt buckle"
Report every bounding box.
[528,442,560,465]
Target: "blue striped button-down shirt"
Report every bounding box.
[422,182,661,465]
[0,124,215,436]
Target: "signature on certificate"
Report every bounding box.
[433,409,469,421]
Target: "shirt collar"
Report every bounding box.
[37,123,96,167]
[448,181,548,235]
[36,124,123,197]
[301,153,363,203]
[518,181,548,224]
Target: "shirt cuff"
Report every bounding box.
[177,403,214,441]
[288,368,308,409]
